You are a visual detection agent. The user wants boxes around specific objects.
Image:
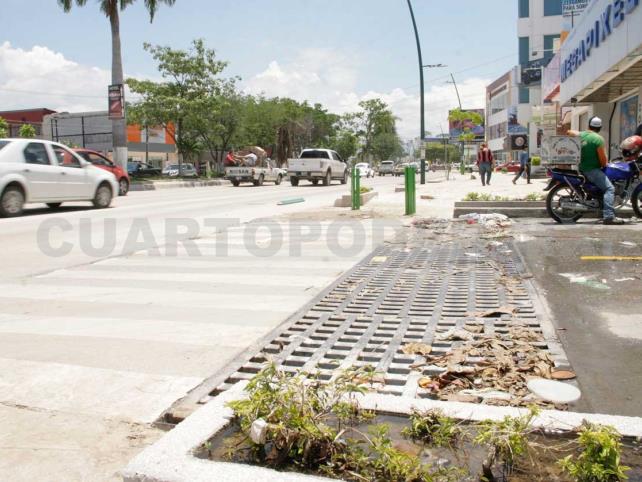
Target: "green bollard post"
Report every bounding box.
[405,166,416,215]
[351,166,361,210]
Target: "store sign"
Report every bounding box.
[542,136,581,164]
[561,0,639,82]
[563,0,590,16]
[108,84,125,119]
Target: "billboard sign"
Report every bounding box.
[563,0,590,17]
[520,57,548,86]
[448,109,485,140]
[542,136,581,164]
[108,84,125,120]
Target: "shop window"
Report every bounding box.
[543,34,560,62]
[544,0,562,16]
[519,87,530,104]
[519,0,529,18]
[519,37,530,66]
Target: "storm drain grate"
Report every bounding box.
[201,232,565,402]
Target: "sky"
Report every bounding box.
[0,0,518,139]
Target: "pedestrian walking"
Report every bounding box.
[477,143,494,186]
[512,149,531,184]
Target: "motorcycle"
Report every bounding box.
[544,155,642,223]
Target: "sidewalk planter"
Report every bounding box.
[122,380,642,482]
[454,201,547,218]
[453,201,635,219]
[130,179,227,191]
[334,190,378,208]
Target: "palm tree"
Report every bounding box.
[58,0,176,168]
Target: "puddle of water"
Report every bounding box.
[199,415,642,482]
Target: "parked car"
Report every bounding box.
[225,159,286,186]
[127,161,161,178]
[378,160,394,176]
[74,148,130,196]
[393,163,408,176]
[354,162,374,178]
[495,161,520,173]
[287,148,348,186]
[162,163,198,178]
[0,138,119,217]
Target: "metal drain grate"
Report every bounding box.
[202,234,564,401]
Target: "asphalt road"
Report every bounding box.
[514,219,642,416]
[0,176,399,481]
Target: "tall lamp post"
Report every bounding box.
[406,0,445,184]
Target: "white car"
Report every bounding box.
[0,138,119,217]
[355,162,374,178]
[287,148,348,186]
[162,163,198,178]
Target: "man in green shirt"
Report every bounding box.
[569,117,623,225]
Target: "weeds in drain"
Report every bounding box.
[226,363,464,481]
[401,409,462,448]
[559,423,630,482]
[474,406,540,480]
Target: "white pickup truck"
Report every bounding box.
[287,148,348,186]
[225,160,286,187]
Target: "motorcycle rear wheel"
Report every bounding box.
[546,184,584,224]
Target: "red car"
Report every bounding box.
[495,161,521,173]
[74,148,130,196]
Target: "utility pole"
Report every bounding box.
[447,74,465,172]
[406,0,446,185]
[448,74,462,110]
[406,0,425,184]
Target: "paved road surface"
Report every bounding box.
[0,177,398,481]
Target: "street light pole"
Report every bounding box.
[406,0,427,184]
[448,73,463,110]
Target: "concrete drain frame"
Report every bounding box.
[129,230,642,481]
[163,231,567,422]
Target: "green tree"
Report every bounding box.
[58,0,176,169]
[332,129,359,161]
[18,124,37,138]
[127,39,237,169]
[0,117,8,138]
[424,142,460,164]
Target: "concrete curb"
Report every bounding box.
[130,180,227,191]
[334,190,378,208]
[453,201,635,219]
[122,381,642,482]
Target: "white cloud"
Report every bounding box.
[244,48,489,140]
[0,42,110,113]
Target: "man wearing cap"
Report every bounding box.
[569,116,624,225]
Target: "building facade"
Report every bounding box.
[42,111,177,166]
[0,108,57,138]
[559,0,642,157]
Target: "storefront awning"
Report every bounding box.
[579,55,642,103]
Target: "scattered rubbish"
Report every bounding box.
[614,277,636,282]
[487,241,504,247]
[435,328,474,342]
[464,252,484,258]
[250,419,269,444]
[401,342,432,356]
[551,370,577,380]
[580,256,642,261]
[420,194,435,200]
[620,241,637,248]
[527,378,581,404]
[370,256,388,264]
[471,306,516,318]
[277,197,305,205]
[459,389,513,402]
[559,273,610,290]
[459,213,512,230]
[463,324,484,334]
[418,377,434,389]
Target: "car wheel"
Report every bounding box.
[275,175,283,185]
[341,170,348,184]
[231,180,240,187]
[118,178,129,196]
[0,185,25,217]
[632,188,642,218]
[46,203,62,209]
[311,179,319,186]
[92,183,113,209]
[290,177,299,187]
[323,170,331,186]
[253,174,265,187]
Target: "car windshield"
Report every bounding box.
[382,161,393,165]
[0,140,10,151]
[166,165,179,169]
[300,150,330,159]
[356,163,368,168]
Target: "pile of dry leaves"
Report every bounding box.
[403,325,574,408]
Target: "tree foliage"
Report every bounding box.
[0,117,8,138]
[448,108,483,143]
[18,124,36,139]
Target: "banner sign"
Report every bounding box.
[108,84,125,120]
[563,0,590,16]
[542,136,581,164]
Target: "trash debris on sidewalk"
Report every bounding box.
[277,197,305,205]
[401,342,432,356]
[527,378,581,404]
[414,325,565,407]
[559,273,611,290]
[458,212,512,231]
